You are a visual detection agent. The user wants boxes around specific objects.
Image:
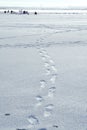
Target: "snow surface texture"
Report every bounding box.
[0,13,87,130]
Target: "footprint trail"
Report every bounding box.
[36,40,58,128]
[26,37,58,130]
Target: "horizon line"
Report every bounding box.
[0,6,87,9]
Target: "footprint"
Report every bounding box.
[39,51,43,55]
[44,104,54,117]
[49,59,55,66]
[27,115,39,128]
[44,62,50,68]
[44,54,51,59]
[35,95,43,106]
[35,46,58,128]
[44,110,52,117]
[36,95,43,102]
[50,74,57,84]
[42,58,46,61]
[41,50,47,54]
[51,66,57,74]
[48,87,56,97]
[46,68,51,75]
[42,56,47,61]
[40,80,47,89]
[45,104,54,110]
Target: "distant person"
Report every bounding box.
[4,11,6,13]
[23,10,29,15]
[34,12,37,15]
[11,10,13,14]
[7,10,9,13]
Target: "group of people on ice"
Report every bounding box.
[4,10,37,15]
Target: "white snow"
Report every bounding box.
[0,13,87,130]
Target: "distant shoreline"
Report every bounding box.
[0,6,87,10]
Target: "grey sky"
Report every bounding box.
[0,0,87,7]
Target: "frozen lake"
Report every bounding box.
[0,13,87,130]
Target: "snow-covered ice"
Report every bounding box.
[0,13,87,130]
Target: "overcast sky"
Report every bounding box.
[0,0,87,7]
